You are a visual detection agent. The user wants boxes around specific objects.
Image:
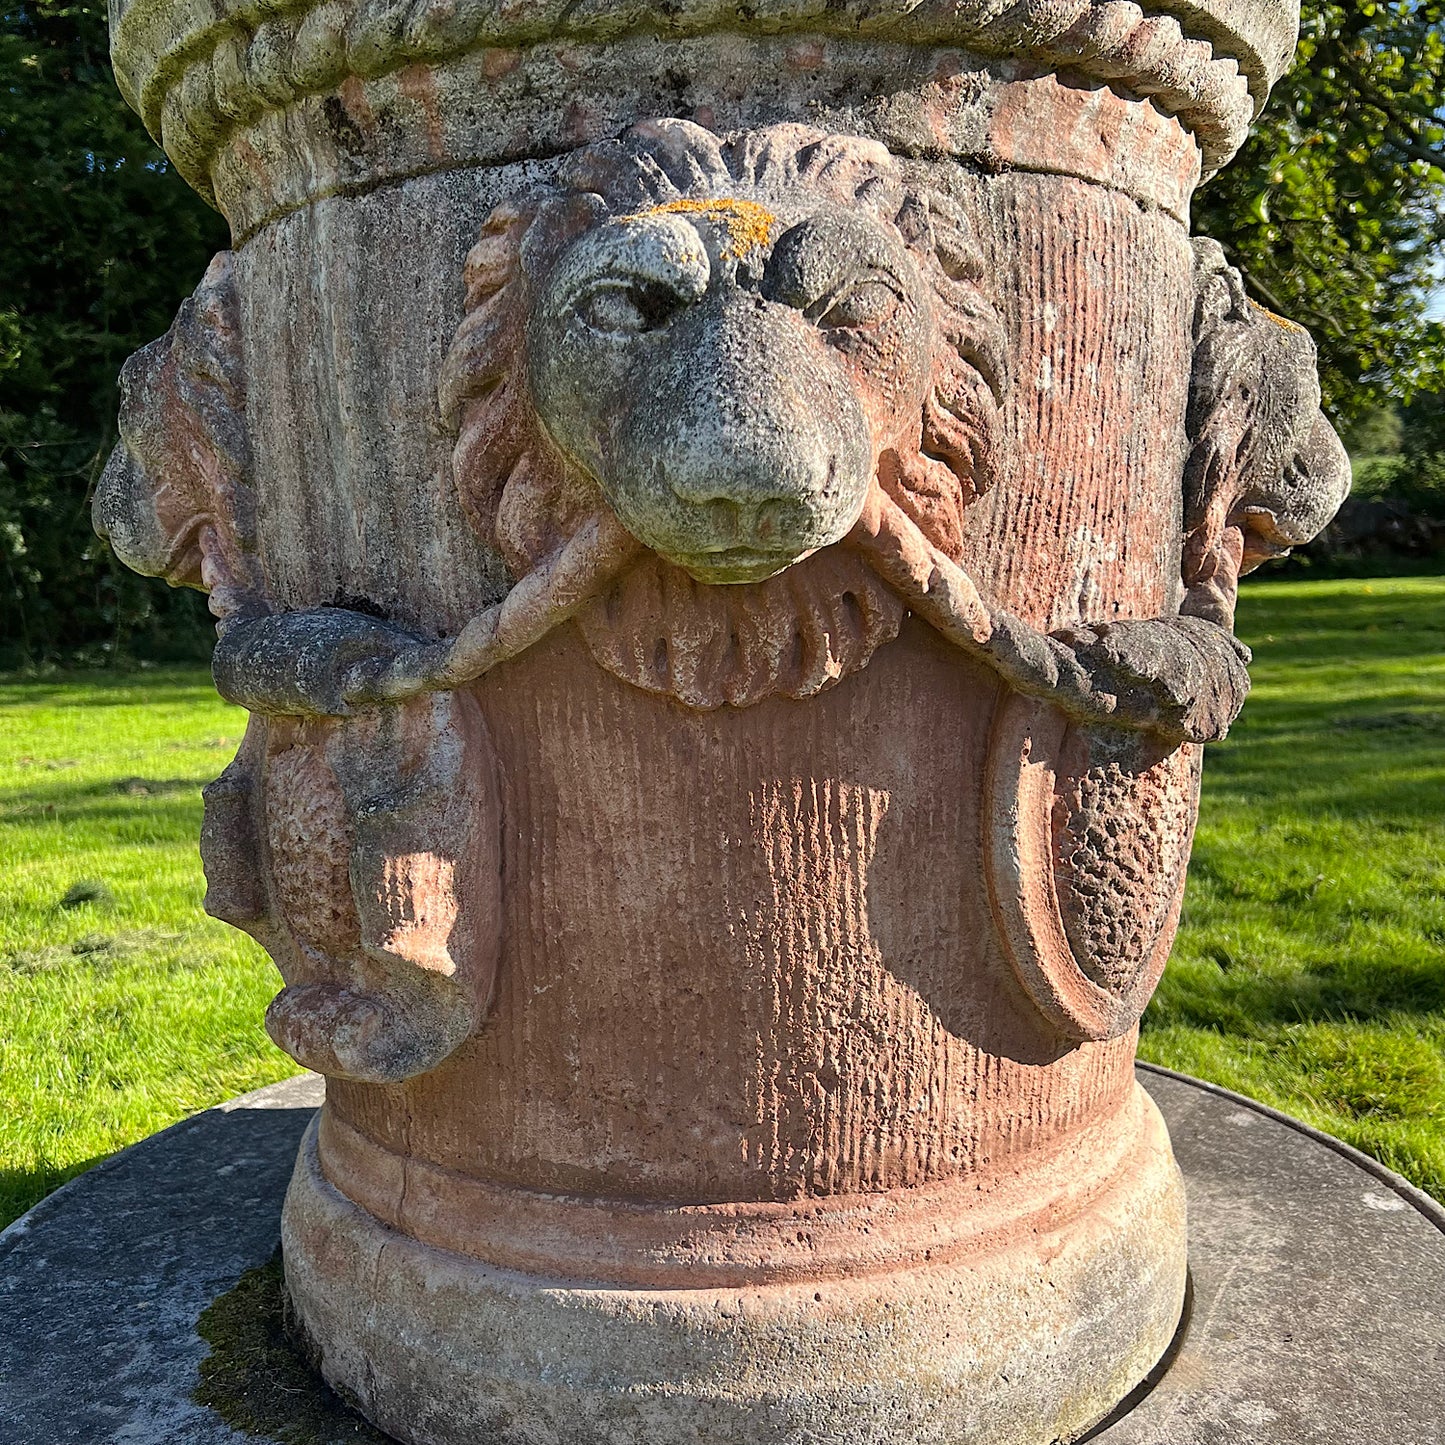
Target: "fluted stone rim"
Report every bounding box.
[110,0,1299,210]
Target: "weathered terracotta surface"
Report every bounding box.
[99,3,1348,1442]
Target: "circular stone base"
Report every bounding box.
[1,1065,1442,1444]
[282,1088,1186,1445]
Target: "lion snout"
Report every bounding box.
[671,495,816,553]
[608,303,871,583]
[655,424,855,576]
[645,434,866,584]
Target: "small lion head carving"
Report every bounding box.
[1181,239,1351,627]
[441,119,1006,709]
[93,252,264,622]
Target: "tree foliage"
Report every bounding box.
[0,0,226,665]
[1196,3,1445,424]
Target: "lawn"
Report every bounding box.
[0,673,296,1228]
[1138,575,1445,1199]
[1,575,1442,1228]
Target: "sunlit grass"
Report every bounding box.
[1141,575,1445,1200]
[0,671,296,1227]
[0,575,1441,1228]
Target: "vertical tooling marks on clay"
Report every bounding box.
[235,168,514,634]
[741,772,894,1196]
[478,636,777,1198]
[366,624,1139,1205]
[954,168,1191,630]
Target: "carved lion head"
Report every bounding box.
[441,119,1006,709]
[93,252,263,622]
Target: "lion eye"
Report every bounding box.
[576,282,684,337]
[814,280,900,332]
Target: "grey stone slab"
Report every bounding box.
[1,1066,1443,1445]
[1094,1066,1445,1444]
[0,1073,323,1445]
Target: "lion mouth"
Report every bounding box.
[671,546,805,585]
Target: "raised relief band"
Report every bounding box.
[108,0,1296,230]
[312,1080,1156,1288]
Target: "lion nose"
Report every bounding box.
[608,294,875,578]
[668,483,818,552]
[658,310,862,549]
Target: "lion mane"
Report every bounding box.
[441,120,1006,710]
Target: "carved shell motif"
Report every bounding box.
[984,692,1202,1042]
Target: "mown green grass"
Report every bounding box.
[1140,575,1445,1199]
[0,576,1441,1228]
[0,671,296,1227]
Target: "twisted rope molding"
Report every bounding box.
[112,0,1280,207]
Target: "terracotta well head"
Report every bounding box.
[96,4,1345,1443]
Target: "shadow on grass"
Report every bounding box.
[1235,576,1445,653]
[0,781,207,836]
[1154,953,1445,1034]
[0,668,218,706]
[0,1155,111,1232]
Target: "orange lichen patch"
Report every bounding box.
[1249,298,1306,334]
[641,197,778,258]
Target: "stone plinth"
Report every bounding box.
[95,2,1351,1441]
[4,1069,1444,1444]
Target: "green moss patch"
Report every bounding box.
[193,1252,391,1444]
